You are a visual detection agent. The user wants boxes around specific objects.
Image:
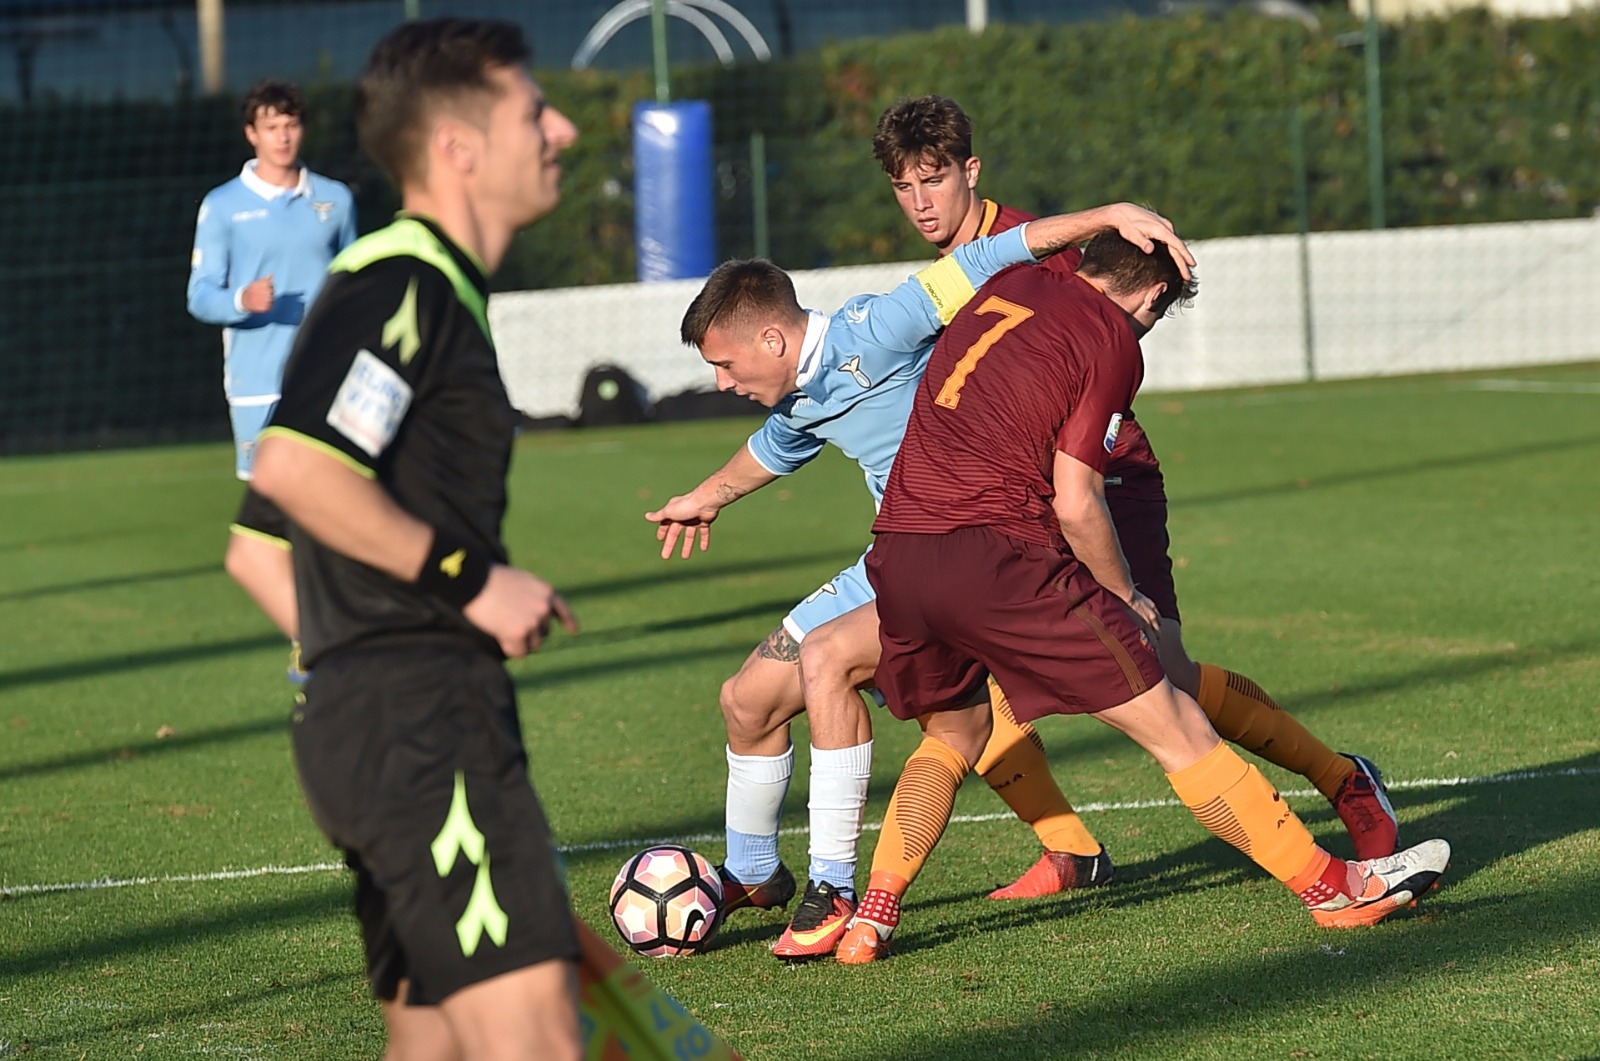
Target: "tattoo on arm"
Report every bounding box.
[756,626,800,663]
[1030,228,1090,257]
[715,482,744,506]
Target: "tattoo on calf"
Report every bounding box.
[757,626,801,663]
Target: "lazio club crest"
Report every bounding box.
[837,355,872,389]
[312,201,336,223]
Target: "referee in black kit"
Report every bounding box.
[253,18,583,1060]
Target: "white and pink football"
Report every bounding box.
[608,845,724,957]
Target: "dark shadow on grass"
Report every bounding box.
[22,969,358,1050]
[1172,431,1600,509]
[559,596,804,648]
[863,867,1600,1061]
[885,750,1598,962]
[1024,634,1597,779]
[0,562,219,604]
[0,632,286,695]
[512,638,755,695]
[0,879,347,982]
[1379,751,1600,895]
[0,711,287,784]
[0,523,189,555]
[851,751,1600,1060]
[561,548,859,600]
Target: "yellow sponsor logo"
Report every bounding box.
[440,548,466,579]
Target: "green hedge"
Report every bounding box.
[1,9,1596,450]
[519,9,1600,282]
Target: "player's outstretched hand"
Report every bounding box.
[1098,204,1195,281]
[644,494,720,559]
[463,564,579,658]
[242,275,276,314]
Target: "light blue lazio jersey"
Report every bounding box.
[187,162,355,475]
[742,224,1036,642]
[746,223,1034,505]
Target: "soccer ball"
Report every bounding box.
[608,845,724,957]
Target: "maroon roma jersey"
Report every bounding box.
[980,200,1162,496]
[874,263,1144,549]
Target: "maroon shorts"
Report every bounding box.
[865,527,1167,724]
[1107,484,1180,624]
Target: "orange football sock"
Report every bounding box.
[1196,663,1355,800]
[976,681,1101,856]
[869,737,971,895]
[1165,742,1327,886]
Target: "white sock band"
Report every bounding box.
[808,741,874,865]
[725,744,794,836]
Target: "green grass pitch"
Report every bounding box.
[2,363,1598,1059]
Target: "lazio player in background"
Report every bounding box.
[187,79,356,670]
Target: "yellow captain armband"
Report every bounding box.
[914,255,980,326]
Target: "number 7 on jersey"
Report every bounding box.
[934,296,1034,409]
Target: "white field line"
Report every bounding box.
[5,764,1596,900]
[1463,379,1600,394]
[1148,376,1600,410]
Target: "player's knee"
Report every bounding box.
[797,626,873,694]
[719,672,779,744]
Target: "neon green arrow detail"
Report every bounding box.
[382,277,421,365]
[431,772,509,956]
[431,771,486,875]
[457,851,510,957]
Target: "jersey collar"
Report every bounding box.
[792,309,830,394]
[403,213,490,300]
[241,160,311,201]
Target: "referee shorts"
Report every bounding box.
[291,635,578,1006]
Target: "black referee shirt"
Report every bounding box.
[262,215,517,667]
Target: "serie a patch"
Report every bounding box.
[325,350,412,457]
[1103,412,1124,453]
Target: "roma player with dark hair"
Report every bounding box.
[867,96,1400,903]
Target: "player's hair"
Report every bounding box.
[1078,232,1199,317]
[354,17,531,188]
[240,79,305,126]
[680,259,805,347]
[872,94,975,177]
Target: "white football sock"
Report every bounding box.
[808,741,873,893]
[724,744,793,881]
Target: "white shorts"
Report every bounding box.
[781,549,876,643]
[228,397,278,479]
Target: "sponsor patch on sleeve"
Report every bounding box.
[1103,412,1124,453]
[325,350,413,458]
[191,248,202,269]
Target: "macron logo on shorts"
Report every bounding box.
[1103,412,1124,454]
